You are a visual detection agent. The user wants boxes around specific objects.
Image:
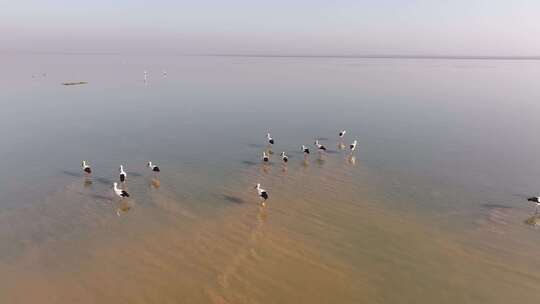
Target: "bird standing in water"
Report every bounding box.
[350,140,358,153]
[280,152,288,163]
[147,161,160,172]
[302,145,310,155]
[527,196,540,214]
[267,133,274,145]
[82,160,92,174]
[315,140,327,152]
[262,151,270,162]
[119,165,127,183]
[255,183,269,206]
[113,182,130,198]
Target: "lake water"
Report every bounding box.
[1,54,540,303]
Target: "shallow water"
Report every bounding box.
[0,54,540,303]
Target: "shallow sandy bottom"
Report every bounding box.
[0,155,539,304]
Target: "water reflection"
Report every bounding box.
[524,214,540,227]
[83,178,93,187]
[116,200,132,216]
[150,177,161,189]
[261,163,270,174]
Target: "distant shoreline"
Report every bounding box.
[2,50,540,61]
[203,54,540,61]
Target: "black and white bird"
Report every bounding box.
[267,133,274,145]
[302,145,310,154]
[339,130,346,138]
[147,161,160,172]
[350,140,358,152]
[315,140,327,151]
[119,165,127,183]
[82,160,92,174]
[262,151,270,162]
[280,152,288,163]
[255,183,269,205]
[527,196,540,213]
[113,182,130,198]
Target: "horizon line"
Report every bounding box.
[2,50,540,60]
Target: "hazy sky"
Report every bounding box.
[1,0,540,55]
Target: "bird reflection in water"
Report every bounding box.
[348,155,357,166]
[83,178,93,188]
[150,177,161,189]
[116,200,132,217]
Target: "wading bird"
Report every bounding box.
[147,161,160,172]
[315,140,327,151]
[255,183,269,206]
[119,165,127,183]
[267,133,274,145]
[350,140,358,152]
[82,160,92,174]
[527,196,540,213]
[113,182,130,198]
[280,152,288,163]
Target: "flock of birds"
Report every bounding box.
[254,131,358,206]
[81,160,160,200]
[80,130,358,210]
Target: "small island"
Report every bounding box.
[62,81,88,86]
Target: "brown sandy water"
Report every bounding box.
[1,54,540,302]
[0,155,538,303]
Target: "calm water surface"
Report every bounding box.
[0,54,540,303]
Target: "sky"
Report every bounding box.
[1,0,540,56]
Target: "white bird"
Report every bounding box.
[527,196,540,213]
[339,130,346,138]
[82,160,92,174]
[162,70,167,77]
[302,145,310,154]
[267,133,274,145]
[280,152,288,163]
[144,70,148,82]
[350,140,358,152]
[255,183,269,205]
[147,161,160,172]
[315,140,327,151]
[119,165,127,183]
[262,151,269,162]
[113,182,130,198]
